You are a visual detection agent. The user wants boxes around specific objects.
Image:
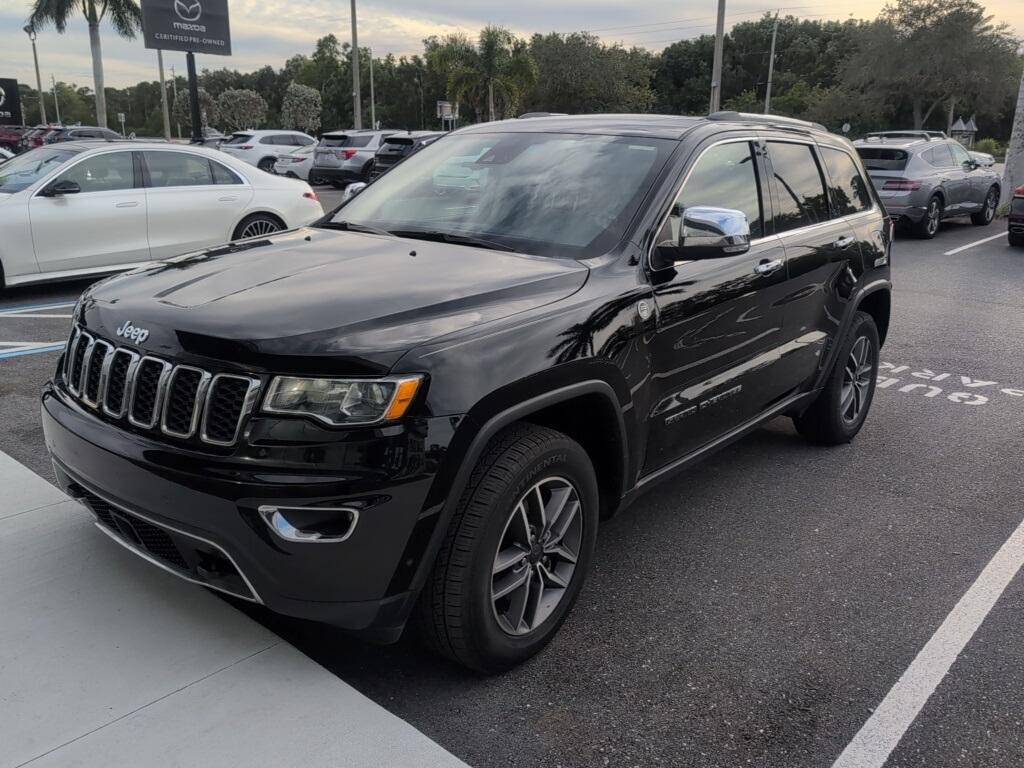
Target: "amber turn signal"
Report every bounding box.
[385,377,423,420]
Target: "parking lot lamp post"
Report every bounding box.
[709,0,726,112]
[24,24,47,124]
[351,0,362,129]
[50,74,61,125]
[186,52,202,143]
[157,50,171,141]
[369,49,376,129]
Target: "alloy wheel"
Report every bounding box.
[840,336,874,425]
[239,218,281,238]
[926,200,940,236]
[983,190,997,223]
[491,476,583,636]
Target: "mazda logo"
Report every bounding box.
[174,0,202,22]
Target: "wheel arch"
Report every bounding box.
[393,380,629,603]
[230,210,287,240]
[856,286,891,347]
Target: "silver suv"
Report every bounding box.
[853,131,1001,238]
[312,130,393,188]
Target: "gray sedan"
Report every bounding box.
[854,133,1001,239]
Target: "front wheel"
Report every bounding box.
[416,423,599,673]
[793,311,880,445]
[914,195,942,239]
[971,186,999,226]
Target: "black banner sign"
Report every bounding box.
[141,0,232,56]
[0,79,24,126]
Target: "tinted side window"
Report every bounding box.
[296,135,315,146]
[143,151,215,187]
[55,152,135,193]
[673,141,763,239]
[949,142,972,166]
[210,160,241,185]
[924,145,955,168]
[821,147,872,216]
[767,142,829,232]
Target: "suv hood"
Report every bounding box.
[79,227,589,372]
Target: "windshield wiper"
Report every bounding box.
[388,228,517,252]
[318,220,395,238]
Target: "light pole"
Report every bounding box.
[23,24,47,124]
[368,48,376,129]
[709,0,726,113]
[764,13,779,114]
[351,0,361,129]
[51,74,61,125]
[157,50,171,141]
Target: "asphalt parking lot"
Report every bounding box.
[2,211,1023,767]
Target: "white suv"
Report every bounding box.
[220,130,316,173]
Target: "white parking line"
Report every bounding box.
[832,515,1024,768]
[0,313,73,319]
[944,232,1005,255]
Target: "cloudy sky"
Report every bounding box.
[2,0,1021,90]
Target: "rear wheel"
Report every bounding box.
[416,423,599,673]
[232,213,283,240]
[914,195,942,239]
[971,186,999,225]
[793,311,880,445]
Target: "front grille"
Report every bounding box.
[77,487,189,570]
[61,325,260,447]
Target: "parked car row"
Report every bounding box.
[853,131,1001,239]
[0,141,322,290]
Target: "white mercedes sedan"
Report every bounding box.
[0,141,324,289]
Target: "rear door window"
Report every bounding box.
[766,141,829,233]
[856,147,909,171]
[821,147,873,216]
[143,151,215,187]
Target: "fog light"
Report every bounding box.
[258,505,359,543]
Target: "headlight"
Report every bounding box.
[262,375,423,426]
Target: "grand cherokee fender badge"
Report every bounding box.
[115,321,150,344]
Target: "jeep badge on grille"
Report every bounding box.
[115,321,150,344]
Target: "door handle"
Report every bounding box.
[754,258,784,275]
[834,235,855,250]
[115,201,140,208]
[218,196,238,202]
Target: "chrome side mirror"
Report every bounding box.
[680,206,751,259]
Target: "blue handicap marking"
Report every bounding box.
[0,343,67,360]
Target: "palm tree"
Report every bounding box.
[428,26,536,122]
[28,0,142,128]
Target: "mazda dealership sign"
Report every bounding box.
[141,0,231,56]
[0,79,23,126]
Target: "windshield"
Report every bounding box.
[0,148,80,194]
[325,131,672,258]
[856,147,909,171]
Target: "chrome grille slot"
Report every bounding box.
[82,340,112,407]
[60,325,259,447]
[161,366,211,439]
[202,375,261,445]
[68,331,92,396]
[129,357,171,429]
[103,349,138,418]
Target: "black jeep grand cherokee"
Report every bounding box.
[42,113,891,672]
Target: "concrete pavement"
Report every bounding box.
[0,450,468,768]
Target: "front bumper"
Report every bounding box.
[42,381,458,638]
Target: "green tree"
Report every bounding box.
[428,26,536,121]
[281,82,322,132]
[171,87,217,132]
[216,89,268,131]
[28,0,142,128]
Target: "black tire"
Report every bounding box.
[232,213,283,240]
[793,311,880,445]
[257,157,276,173]
[416,423,599,673]
[914,195,942,239]
[362,162,374,183]
[1009,231,1024,248]
[970,186,999,226]
[330,181,346,189]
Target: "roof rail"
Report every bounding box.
[863,130,947,141]
[707,111,827,133]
